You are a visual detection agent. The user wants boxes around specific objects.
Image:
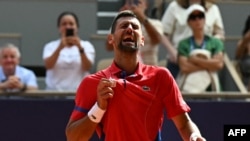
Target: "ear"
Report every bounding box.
[140,36,145,47]
[106,34,114,51]
[107,34,114,44]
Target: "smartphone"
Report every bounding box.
[65,28,74,37]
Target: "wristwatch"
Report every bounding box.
[79,48,84,54]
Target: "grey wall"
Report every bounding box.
[0,0,97,66]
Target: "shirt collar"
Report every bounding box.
[106,61,144,78]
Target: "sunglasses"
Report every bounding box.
[188,13,205,21]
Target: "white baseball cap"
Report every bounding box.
[186,4,205,22]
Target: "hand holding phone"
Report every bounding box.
[66,28,74,37]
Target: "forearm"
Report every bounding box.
[179,62,204,74]
[179,120,202,141]
[44,44,63,69]
[162,34,177,57]
[142,18,162,45]
[173,113,203,141]
[179,56,204,74]
[80,52,93,71]
[190,58,224,72]
[66,117,98,141]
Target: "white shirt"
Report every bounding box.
[43,39,95,91]
[161,1,224,48]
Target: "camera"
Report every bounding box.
[65,28,74,37]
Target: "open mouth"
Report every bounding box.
[122,36,135,45]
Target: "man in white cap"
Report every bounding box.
[177,4,224,92]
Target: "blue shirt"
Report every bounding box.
[0,65,38,91]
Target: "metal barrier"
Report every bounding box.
[1,90,250,99]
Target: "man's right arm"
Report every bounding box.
[66,78,114,141]
[66,116,98,141]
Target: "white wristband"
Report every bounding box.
[87,102,106,123]
[189,132,199,141]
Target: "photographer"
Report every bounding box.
[43,11,95,91]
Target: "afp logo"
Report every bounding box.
[224,125,250,141]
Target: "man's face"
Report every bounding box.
[188,11,205,30]
[0,48,19,71]
[112,16,144,53]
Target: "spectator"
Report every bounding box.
[106,0,163,66]
[66,10,206,141]
[177,4,224,92]
[161,0,225,78]
[0,43,38,92]
[235,15,250,90]
[43,11,95,91]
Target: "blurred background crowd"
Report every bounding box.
[0,0,249,93]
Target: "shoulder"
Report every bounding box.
[206,3,220,13]
[80,40,94,47]
[163,1,180,15]
[79,71,105,86]
[80,40,95,51]
[142,65,172,79]
[44,39,60,49]
[168,1,179,8]
[16,66,36,76]
[207,35,223,44]
[206,36,224,52]
[179,37,190,47]
[44,39,60,46]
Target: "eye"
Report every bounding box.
[132,24,139,30]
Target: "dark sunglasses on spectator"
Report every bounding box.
[188,13,205,21]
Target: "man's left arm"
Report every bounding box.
[172,113,206,141]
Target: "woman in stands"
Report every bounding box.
[42,11,95,91]
[235,15,250,91]
[161,0,225,78]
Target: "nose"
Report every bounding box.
[125,24,133,34]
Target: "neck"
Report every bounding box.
[193,30,205,45]
[114,52,138,75]
[193,29,204,39]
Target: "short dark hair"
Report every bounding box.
[110,10,137,33]
[242,15,250,36]
[57,11,80,28]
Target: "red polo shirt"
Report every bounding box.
[70,62,190,141]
